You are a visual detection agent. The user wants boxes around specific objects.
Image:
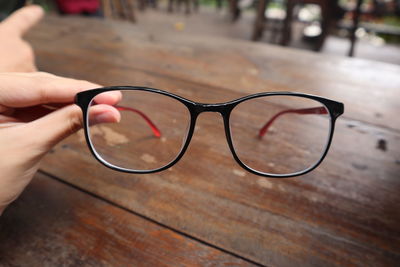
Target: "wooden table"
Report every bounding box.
[1,16,399,266]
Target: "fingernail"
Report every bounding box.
[92,112,118,124]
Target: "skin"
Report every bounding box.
[0,5,42,72]
[0,6,120,215]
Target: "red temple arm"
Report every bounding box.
[258,106,327,138]
[115,105,161,138]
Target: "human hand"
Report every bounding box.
[0,5,44,72]
[0,72,121,214]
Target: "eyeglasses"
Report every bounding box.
[75,86,344,178]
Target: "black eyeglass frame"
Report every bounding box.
[75,86,344,178]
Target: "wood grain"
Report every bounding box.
[21,16,400,266]
[27,16,400,131]
[0,172,253,266]
[39,111,400,266]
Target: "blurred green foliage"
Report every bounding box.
[379,16,400,43]
[383,15,400,27]
[29,0,56,12]
[0,0,55,16]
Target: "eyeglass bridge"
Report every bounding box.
[192,102,231,114]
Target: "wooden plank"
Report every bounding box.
[35,59,400,265]
[0,172,254,266]
[38,109,400,266]
[27,16,400,132]
[22,16,400,266]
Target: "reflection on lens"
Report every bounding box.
[87,90,190,171]
[230,95,330,175]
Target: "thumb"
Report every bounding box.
[1,5,44,36]
[26,104,120,151]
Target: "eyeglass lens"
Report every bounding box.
[87,90,191,171]
[230,95,330,175]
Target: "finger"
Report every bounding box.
[0,72,121,108]
[88,104,122,125]
[26,104,120,150]
[0,5,44,36]
[11,103,121,123]
[94,91,122,105]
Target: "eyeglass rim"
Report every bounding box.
[75,86,344,178]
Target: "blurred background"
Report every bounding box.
[1,0,399,64]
